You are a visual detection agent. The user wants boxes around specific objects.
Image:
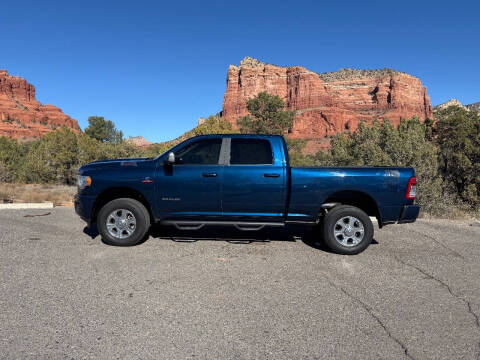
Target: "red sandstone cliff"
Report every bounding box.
[222,57,433,151]
[0,70,80,140]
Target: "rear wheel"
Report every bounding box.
[321,205,373,255]
[97,198,150,246]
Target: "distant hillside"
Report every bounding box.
[466,102,480,113]
[434,99,480,113]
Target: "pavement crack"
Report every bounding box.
[325,279,415,360]
[408,228,465,259]
[394,255,480,359]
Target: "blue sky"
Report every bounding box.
[2,0,479,142]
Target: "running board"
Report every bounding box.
[161,220,285,231]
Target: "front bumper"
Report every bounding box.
[74,193,96,225]
[397,204,420,224]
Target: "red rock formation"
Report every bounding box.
[0,69,80,140]
[126,136,153,148]
[222,57,433,150]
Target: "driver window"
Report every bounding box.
[175,139,222,165]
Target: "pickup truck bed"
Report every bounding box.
[289,166,416,225]
[75,134,419,254]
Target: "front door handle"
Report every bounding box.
[202,172,217,177]
[264,173,280,178]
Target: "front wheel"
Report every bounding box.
[97,198,150,246]
[321,205,374,255]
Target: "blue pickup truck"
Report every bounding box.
[75,134,419,254]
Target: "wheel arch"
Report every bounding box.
[92,187,154,224]
[320,190,382,227]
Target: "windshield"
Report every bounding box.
[153,137,195,161]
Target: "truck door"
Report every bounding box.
[154,137,224,220]
[221,138,286,222]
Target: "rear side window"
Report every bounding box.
[175,139,222,165]
[230,139,273,165]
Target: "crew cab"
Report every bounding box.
[75,134,419,254]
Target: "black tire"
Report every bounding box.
[97,198,150,246]
[321,205,374,255]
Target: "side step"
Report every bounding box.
[161,220,285,231]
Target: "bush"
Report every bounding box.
[21,127,79,184]
[0,125,147,185]
[434,106,480,210]
[326,118,446,214]
[0,136,26,181]
[0,161,11,182]
[285,138,324,166]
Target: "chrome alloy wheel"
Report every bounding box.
[333,216,365,247]
[106,209,137,239]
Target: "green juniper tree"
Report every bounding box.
[237,92,294,135]
[434,105,480,209]
[84,116,123,144]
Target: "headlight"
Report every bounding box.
[77,175,92,189]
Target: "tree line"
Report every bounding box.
[0,115,235,185]
[0,116,143,185]
[0,93,479,216]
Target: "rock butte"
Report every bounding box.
[126,136,153,148]
[222,57,433,152]
[0,69,80,140]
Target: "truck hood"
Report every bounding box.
[79,157,154,171]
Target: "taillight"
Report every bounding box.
[406,176,416,199]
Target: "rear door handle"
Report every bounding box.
[202,172,217,177]
[264,173,280,178]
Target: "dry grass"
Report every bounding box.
[420,209,480,222]
[419,197,480,221]
[0,182,76,206]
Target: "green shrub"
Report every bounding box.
[434,106,480,210]
[0,161,11,182]
[0,136,28,182]
[326,118,445,214]
[21,127,79,184]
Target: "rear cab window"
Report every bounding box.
[230,138,273,165]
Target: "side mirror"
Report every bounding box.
[167,152,175,164]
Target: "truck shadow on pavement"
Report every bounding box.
[149,224,297,243]
[150,224,378,252]
[83,224,378,253]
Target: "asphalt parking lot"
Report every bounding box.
[1,207,479,359]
